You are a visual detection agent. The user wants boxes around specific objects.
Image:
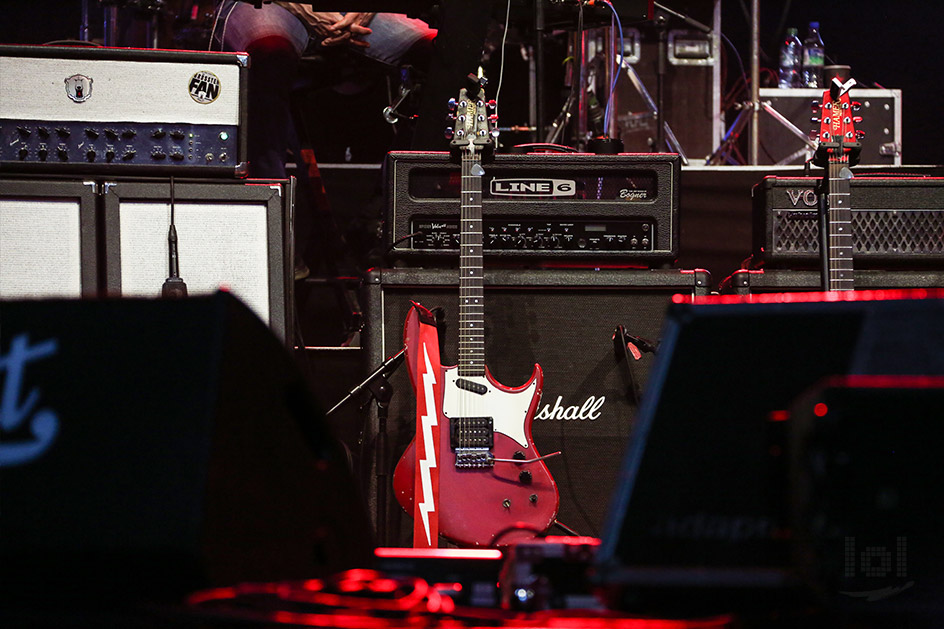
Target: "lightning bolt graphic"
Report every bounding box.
[417,343,438,546]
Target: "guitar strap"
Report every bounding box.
[404,301,443,548]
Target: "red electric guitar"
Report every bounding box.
[812,76,863,291]
[392,79,559,548]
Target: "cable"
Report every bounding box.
[598,0,623,136]
[492,0,514,122]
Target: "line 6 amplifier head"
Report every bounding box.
[384,151,680,264]
[0,45,247,177]
[752,175,944,269]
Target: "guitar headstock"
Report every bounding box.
[812,76,864,167]
[447,75,497,156]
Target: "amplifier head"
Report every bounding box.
[0,45,247,177]
[384,152,680,264]
[752,176,944,268]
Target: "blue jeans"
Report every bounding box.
[215,1,435,66]
[212,1,435,266]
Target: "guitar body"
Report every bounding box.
[392,305,559,547]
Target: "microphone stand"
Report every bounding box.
[326,347,406,546]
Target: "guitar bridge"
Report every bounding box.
[455,448,494,468]
[450,416,493,449]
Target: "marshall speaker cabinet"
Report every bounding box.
[383,152,680,265]
[0,45,247,177]
[361,267,710,543]
[752,176,944,269]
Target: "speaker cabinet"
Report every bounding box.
[361,267,710,542]
[0,178,98,298]
[721,268,944,295]
[103,179,293,343]
[0,293,373,611]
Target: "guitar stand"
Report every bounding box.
[325,347,406,547]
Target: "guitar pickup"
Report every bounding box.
[450,416,493,449]
[456,378,488,395]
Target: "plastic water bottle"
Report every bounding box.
[801,22,825,88]
[778,28,802,88]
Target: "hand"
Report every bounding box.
[320,12,373,49]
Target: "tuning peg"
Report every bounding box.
[851,101,862,111]
[855,130,866,140]
[488,114,499,123]
[811,117,821,124]
[811,100,820,112]
[444,127,454,139]
[447,98,458,111]
[853,116,863,123]
[490,129,500,138]
[487,99,497,110]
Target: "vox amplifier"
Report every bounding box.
[752,176,944,268]
[0,45,247,177]
[384,151,680,264]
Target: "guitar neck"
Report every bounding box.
[826,157,854,291]
[459,148,485,377]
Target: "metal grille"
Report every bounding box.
[774,210,944,255]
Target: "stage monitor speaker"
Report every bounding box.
[791,376,944,623]
[102,178,293,344]
[594,292,944,616]
[0,292,374,612]
[361,267,710,543]
[0,178,98,298]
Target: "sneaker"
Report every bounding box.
[294,255,310,281]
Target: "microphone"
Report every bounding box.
[161,176,188,298]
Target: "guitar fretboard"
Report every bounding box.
[826,156,854,291]
[458,147,485,377]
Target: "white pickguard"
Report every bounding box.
[441,367,536,449]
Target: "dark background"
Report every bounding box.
[2,0,940,165]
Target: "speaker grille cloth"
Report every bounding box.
[0,198,82,298]
[118,201,270,322]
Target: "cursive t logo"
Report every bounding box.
[0,333,60,467]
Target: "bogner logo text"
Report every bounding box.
[490,178,576,197]
[536,395,605,421]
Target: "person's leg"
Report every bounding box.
[217,1,308,178]
[217,1,317,277]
